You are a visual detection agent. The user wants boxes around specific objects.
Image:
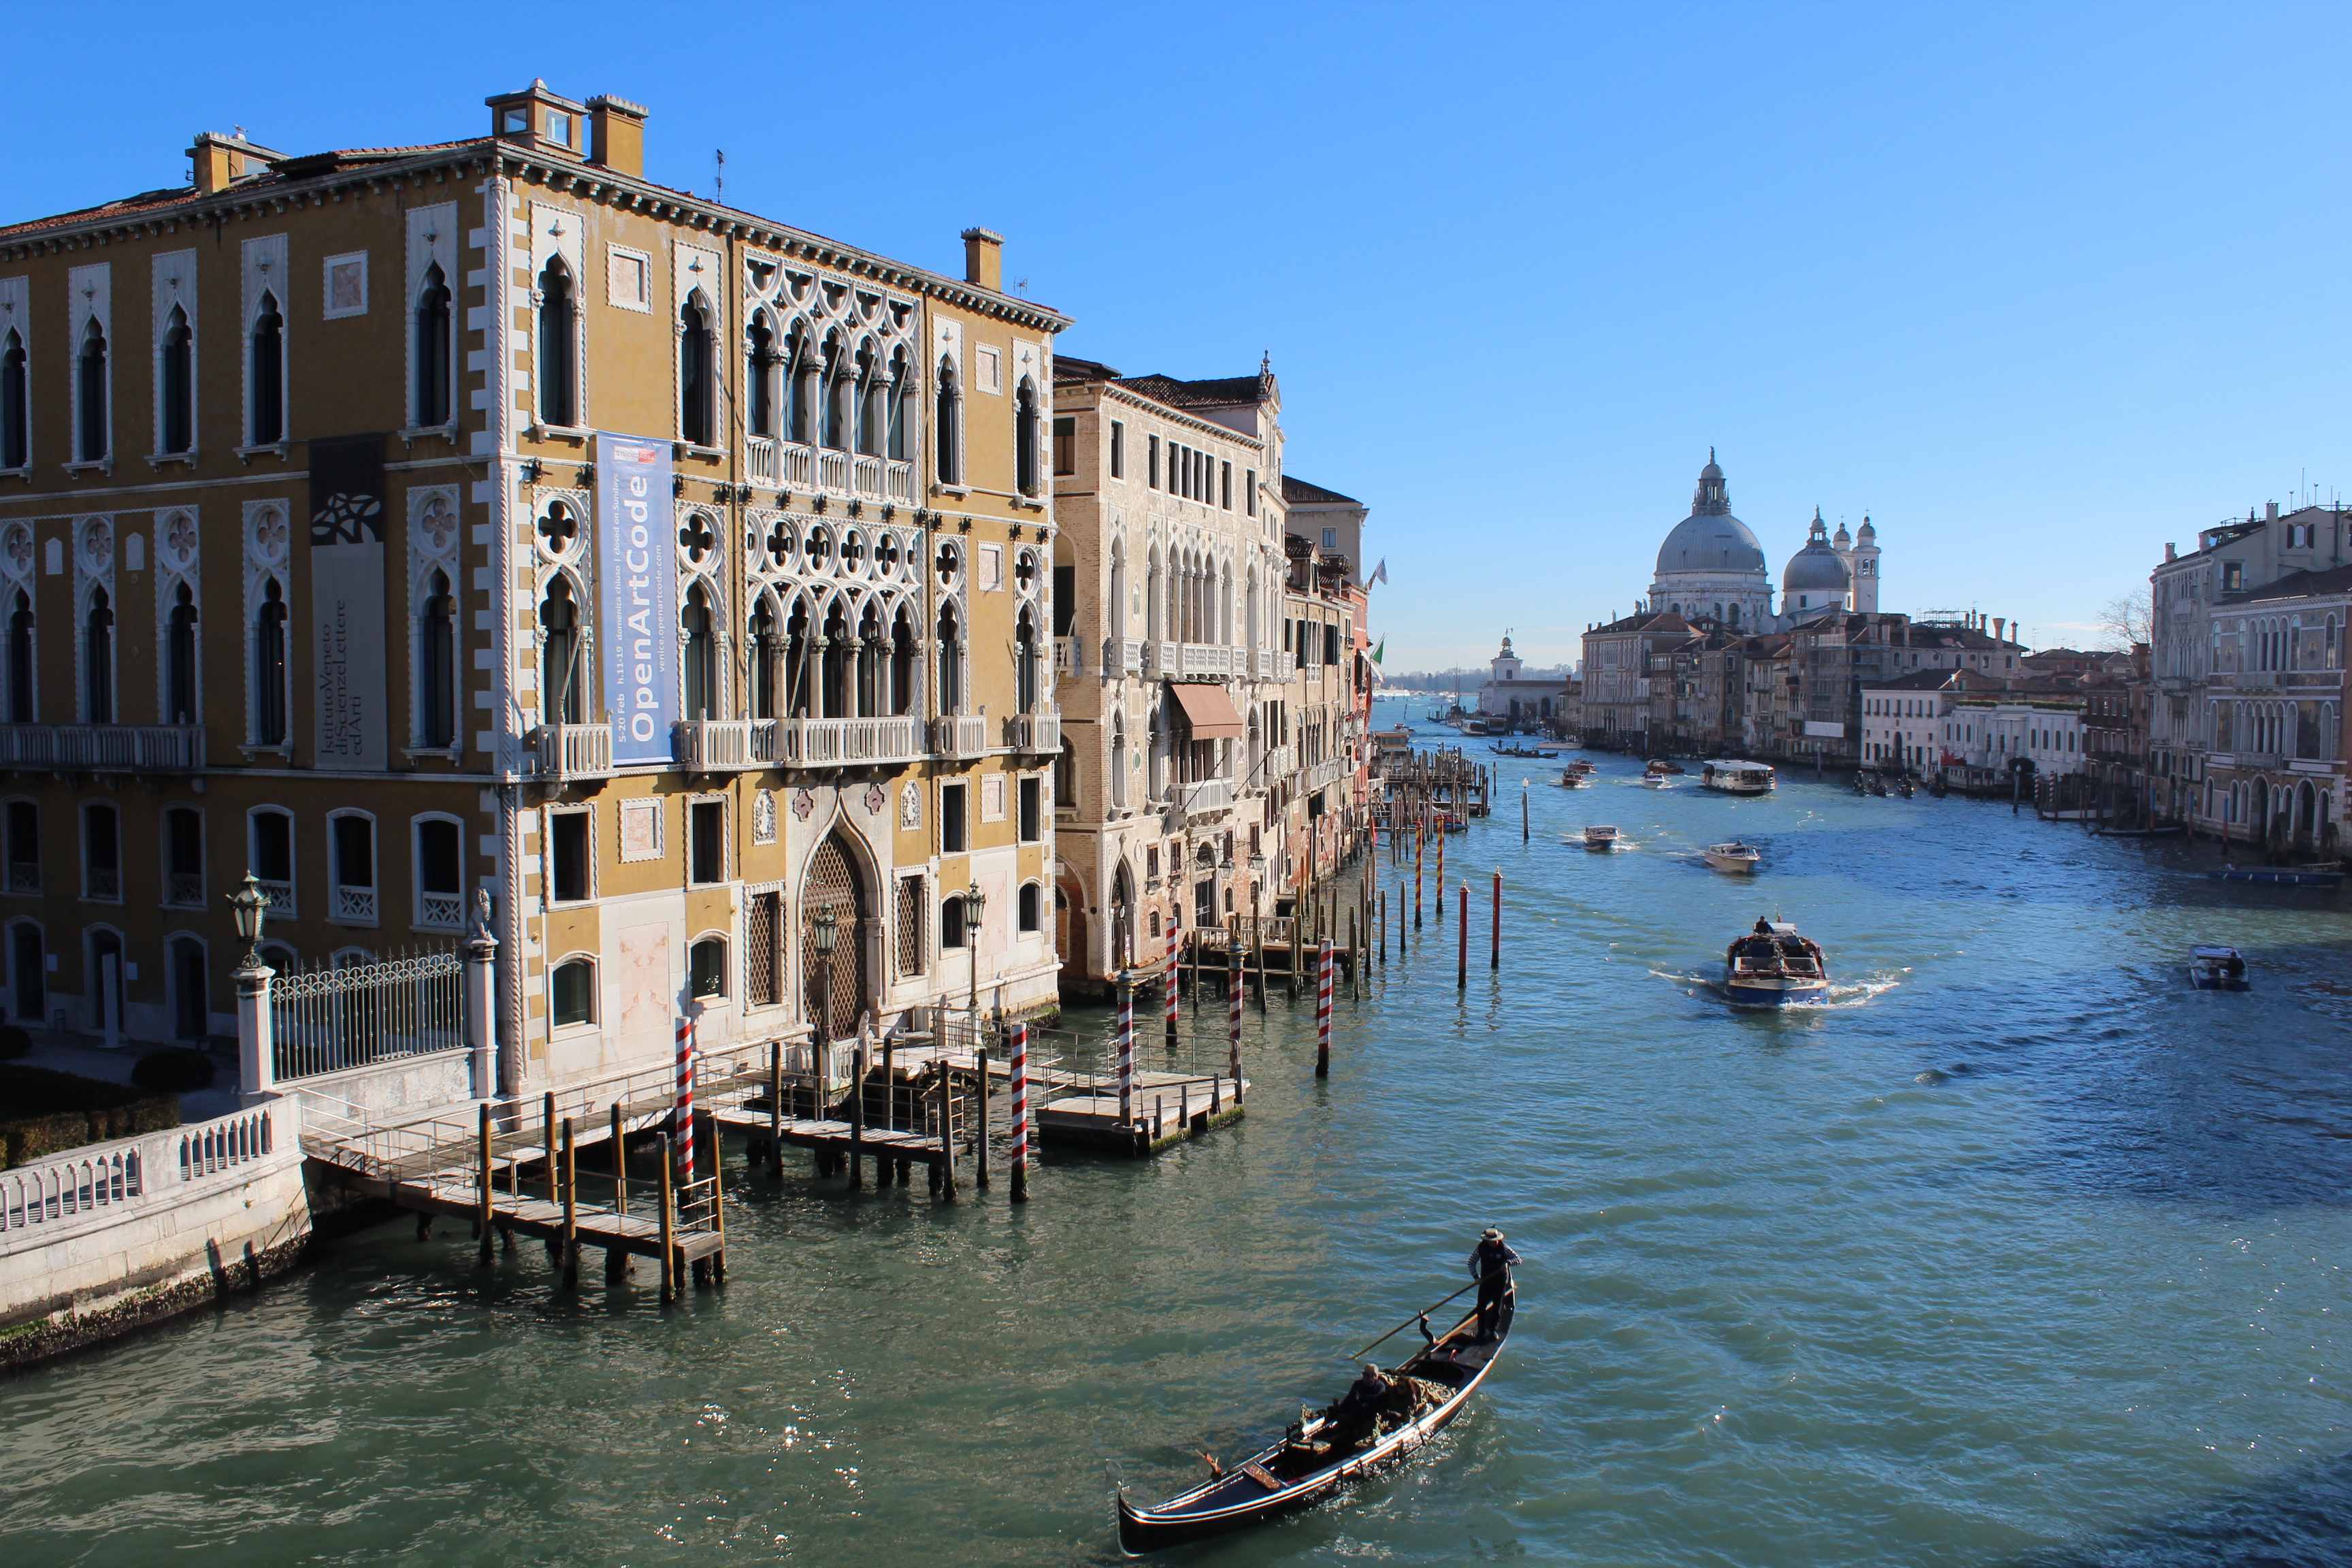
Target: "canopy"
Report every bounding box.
[1169,683,1245,739]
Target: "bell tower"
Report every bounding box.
[1851,515,1880,612]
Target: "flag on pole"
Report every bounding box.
[1368,557,1390,587]
[1371,638,1386,665]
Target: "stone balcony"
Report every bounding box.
[745,438,915,505]
[532,722,615,782]
[932,715,990,759]
[791,716,926,768]
[1173,776,1234,820]
[0,723,205,772]
[1004,713,1060,755]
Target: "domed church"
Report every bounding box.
[1646,453,1880,630]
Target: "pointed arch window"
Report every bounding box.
[83,589,114,723]
[414,263,452,427]
[889,606,916,717]
[887,347,911,461]
[1014,378,1040,495]
[1015,605,1040,713]
[254,579,289,744]
[246,294,282,446]
[683,583,715,719]
[537,259,575,427]
[166,582,198,725]
[746,314,776,438]
[936,602,964,715]
[820,600,850,718]
[419,570,456,747]
[5,591,31,723]
[539,575,583,724]
[934,357,961,484]
[821,336,849,451]
[679,298,714,446]
[0,329,24,469]
[159,306,193,455]
[78,318,110,461]
[750,599,780,721]
[855,603,882,717]
[785,324,813,445]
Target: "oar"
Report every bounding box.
[1345,1273,1495,1362]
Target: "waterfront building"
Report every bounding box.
[1648,623,1745,755]
[1859,669,1972,771]
[0,82,1067,1076]
[1283,475,1369,587]
[1275,533,1368,895]
[2149,502,2349,853]
[1948,682,2088,778]
[1579,610,1691,749]
[1473,634,1571,728]
[1045,357,1287,990]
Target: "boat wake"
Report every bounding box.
[1652,967,1906,1008]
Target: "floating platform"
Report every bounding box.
[1039,1079,1249,1156]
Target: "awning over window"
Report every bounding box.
[1169,682,1245,739]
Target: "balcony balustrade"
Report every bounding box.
[1120,638,1145,676]
[780,442,815,488]
[0,723,204,772]
[1004,713,1061,754]
[1054,638,1081,675]
[1147,640,1177,679]
[1256,649,1275,679]
[817,450,851,493]
[333,884,378,924]
[672,719,762,772]
[794,715,926,767]
[85,866,120,901]
[256,879,294,914]
[1176,643,1243,679]
[1301,756,1350,795]
[1176,777,1234,819]
[532,721,615,781]
[886,460,915,501]
[933,715,990,758]
[419,891,467,930]
[747,438,779,485]
[167,872,201,907]
[854,455,883,497]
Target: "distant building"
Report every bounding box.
[1473,635,1571,727]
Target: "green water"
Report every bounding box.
[7,705,2351,1566]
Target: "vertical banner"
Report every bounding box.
[308,434,389,771]
[595,434,677,764]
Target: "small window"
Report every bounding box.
[1017,881,1040,934]
[1322,528,1338,551]
[689,936,727,1000]
[1052,416,1076,476]
[940,896,966,949]
[331,813,376,924]
[1245,469,1256,516]
[252,808,294,894]
[1148,434,1160,491]
[1221,461,1232,510]
[416,817,463,929]
[941,782,967,854]
[550,810,591,902]
[551,958,595,1026]
[164,806,202,906]
[1018,777,1041,843]
[4,800,36,894]
[689,799,725,884]
[83,802,120,901]
[1109,420,1125,478]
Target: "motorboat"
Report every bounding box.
[1115,1281,1515,1554]
[1583,825,1619,849]
[1867,773,1889,798]
[1698,760,1774,794]
[1703,841,1761,873]
[2209,863,2345,888]
[1642,772,1672,789]
[1723,919,1829,1005]
[1894,777,1914,799]
[2187,946,2249,991]
[1851,774,1871,797]
[1643,759,1682,780]
[1555,768,1587,789]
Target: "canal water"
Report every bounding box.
[9,696,2352,1567]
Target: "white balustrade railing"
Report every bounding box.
[886,460,915,501]
[854,455,884,497]
[0,723,204,771]
[1177,643,1244,679]
[747,438,780,485]
[1259,745,1292,788]
[795,716,926,766]
[818,450,851,493]
[533,721,615,779]
[1256,649,1275,679]
[333,884,378,923]
[780,442,815,488]
[1054,638,1081,674]
[1005,713,1061,753]
[673,719,760,771]
[1177,777,1235,817]
[1302,756,1350,795]
[1148,641,1177,678]
[1,1105,284,1250]
[257,878,294,913]
[1122,639,1145,676]
[933,715,990,757]
[419,890,466,930]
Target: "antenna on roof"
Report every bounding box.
[714,148,725,201]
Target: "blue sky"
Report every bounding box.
[12,2,2346,670]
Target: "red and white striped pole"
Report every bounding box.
[674,1011,696,1186]
[1164,913,1180,1049]
[1414,819,1424,931]
[1008,1019,1030,1203]
[1117,971,1137,1127]
[1316,938,1333,1078]
[1227,933,1243,1101]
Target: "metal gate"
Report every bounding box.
[745,890,781,1008]
[801,832,868,1042]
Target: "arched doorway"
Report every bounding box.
[2251,777,2270,850]
[1056,874,1087,980]
[800,830,869,1042]
[1110,859,1137,973]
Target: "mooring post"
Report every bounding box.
[1348,906,1360,1001]
[606,1101,630,1282]
[848,1033,866,1192]
[975,1043,991,1192]
[1164,916,1180,1049]
[1414,819,1424,930]
[1458,883,1469,990]
[1316,938,1333,1078]
[656,1131,676,1306]
[1522,783,1530,845]
[1117,968,1137,1130]
[1009,1018,1031,1203]
[1436,819,1446,915]
[936,1062,958,1203]
[708,1123,728,1285]
[1492,870,1503,971]
[1227,932,1243,1101]
[1379,889,1388,966]
[768,1038,783,1174]
[476,1101,493,1265]
[560,1116,578,1287]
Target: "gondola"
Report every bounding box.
[1115,1290,1516,1554]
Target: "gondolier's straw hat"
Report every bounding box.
[1481,1228,1502,1239]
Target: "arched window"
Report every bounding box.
[1015,605,1039,713]
[551,956,595,1026]
[159,306,193,455]
[940,896,966,949]
[539,576,583,724]
[0,329,24,470]
[936,602,964,714]
[679,298,713,446]
[246,293,282,446]
[690,936,728,1000]
[414,264,452,427]
[1017,881,1040,934]
[254,580,288,743]
[854,341,880,456]
[1015,378,1040,495]
[419,570,455,747]
[887,346,911,461]
[83,589,114,723]
[78,318,110,461]
[786,324,813,445]
[5,591,30,722]
[329,811,377,923]
[1110,714,1128,808]
[821,333,849,451]
[934,357,960,483]
[749,599,779,720]
[855,603,881,718]
[82,802,119,901]
[166,582,198,725]
[890,606,917,717]
[682,583,715,719]
[537,259,574,427]
[414,815,463,930]
[785,597,811,717]
[745,314,775,438]
[820,599,850,717]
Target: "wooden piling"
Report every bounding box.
[709,1122,727,1284]
[1522,783,1529,844]
[540,1091,556,1203]
[1457,881,1469,989]
[848,1039,866,1191]
[975,1046,991,1191]
[560,1117,578,1286]
[1492,870,1503,970]
[768,1039,784,1174]
[476,1102,493,1266]
[656,1132,676,1305]
[936,1064,958,1203]
[1379,889,1388,965]
[606,1102,630,1282]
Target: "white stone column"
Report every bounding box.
[235,957,276,1106]
[465,925,500,1101]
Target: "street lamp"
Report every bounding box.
[229,872,269,966]
[811,902,838,1043]
[960,881,987,1030]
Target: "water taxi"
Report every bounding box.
[1724,919,1828,1004]
[2187,946,2249,991]
[1555,768,1588,789]
[1641,772,1672,789]
[1698,760,1775,794]
[2209,862,2343,888]
[1583,825,1619,849]
[1703,841,1761,873]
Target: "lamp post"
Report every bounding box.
[229,872,274,1102]
[1247,852,1267,1011]
[960,880,986,1041]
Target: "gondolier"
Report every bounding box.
[1467,1228,1520,1343]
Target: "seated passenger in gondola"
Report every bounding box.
[1326,1363,1393,1449]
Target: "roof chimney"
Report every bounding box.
[961,227,1004,292]
[2165,542,2176,561]
[2265,500,2279,522]
[1994,617,2006,643]
[587,95,648,178]
[187,131,281,195]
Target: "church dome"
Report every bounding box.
[1783,508,1852,593]
[1653,451,1767,578]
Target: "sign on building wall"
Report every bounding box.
[308,434,389,771]
[1803,721,1847,738]
[595,434,678,764]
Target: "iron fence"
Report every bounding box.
[272,947,464,1083]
